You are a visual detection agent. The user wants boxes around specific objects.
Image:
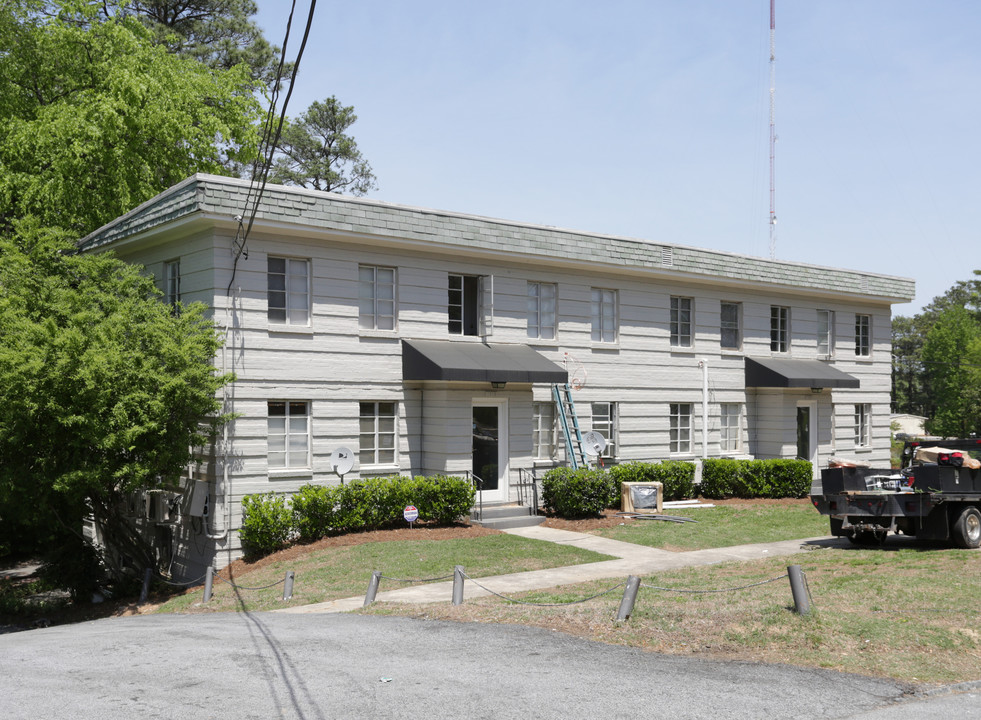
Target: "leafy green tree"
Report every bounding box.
[0,219,232,589]
[921,305,981,437]
[0,8,260,235]
[270,97,378,196]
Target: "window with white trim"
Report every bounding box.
[817,310,834,357]
[532,402,556,460]
[359,401,397,466]
[359,265,396,331]
[527,282,557,340]
[854,404,871,448]
[720,403,742,453]
[268,256,310,326]
[720,302,741,350]
[670,403,693,455]
[449,274,489,336]
[591,288,617,343]
[590,402,617,460]
[267,401,310,470]
[164,259,181,308]
[855,314,871,357]
[670,296,693,348]
[770,305,789,353]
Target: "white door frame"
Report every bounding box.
[472,398,508,503]
[796,399,819,479]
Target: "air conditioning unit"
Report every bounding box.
[147,491,181,523]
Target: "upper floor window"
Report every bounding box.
[854,403,871,447]
[527,282,557,340]
[164,259,181,308]
[670,402,692,455]
[359,401,397,466]
[855,314,871,357]
[770,305,789,353]
[591,288,617,343]
[720,403,742,453]
[268,256,310,326]
[590,402,617,460]
[449,274,490,336]
[817,310,834,357]
[359,265,396,331]
[720,302,741,350]
[670,296,693,348]
[532,402,557,460]
[267,400,310,470]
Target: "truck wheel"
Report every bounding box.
[829,518,843,537]
[952,506,981,549]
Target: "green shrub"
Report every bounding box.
[609,461,696,501]
[701,458,740,498]
[240,492,294,559]
[700,458,813,499]
[541,467,615,518]
[290,484,342,542]
[767,459,813,498]
[409,475,476,524]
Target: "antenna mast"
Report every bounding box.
[768,0,777,259]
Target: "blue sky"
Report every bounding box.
[253,1,981,317]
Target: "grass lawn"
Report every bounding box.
[367,543,981,685]
[594,500,830,551]
[154,533,613,614]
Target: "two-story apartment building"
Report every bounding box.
[80,174,914,576]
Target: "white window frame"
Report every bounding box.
[720,403,742,454]
[854,404,872,448]
[448,273,493,337]
[855,314,871,357]
[164,259,181,307]
[268,256,311,326]
[720,301,741,350]
[359,265,397,331]
[590,402,617,460]
[670,296,693,348]
[591,288,618,344]
[527,282,557,340]
[359,401,398,467]
[267,400,310,471]
[817,309,835,357]
[670,403,693,455]
[532,402,557,460]
[770,305,790,353]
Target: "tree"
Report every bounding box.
[0,219,232,592]
[269,97,378,196]
[921,305,981,437]
[0,8,260,235]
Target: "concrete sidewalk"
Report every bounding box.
[277,526,830,614]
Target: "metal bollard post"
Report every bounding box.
[203,566,214,603]
[616,575,642,621]
[364,571,382,607]
[139,567,152,604]
[788,565,810,615]
[452,565,465,605]
[283,570,295,601]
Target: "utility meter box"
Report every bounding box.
[620,482,663,514]
[188,480,210,518]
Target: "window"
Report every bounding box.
[770,305,789,353]
[448,274,485,336]
[590,402,617,460]
[359,265,396,331]
[591,288,617,343]
[720,403,741,453]
[670,403,693,455]
[359,402,397,466]
[855,314,871,357]
[670,296,693,348]
[267,401,310,470]
[720,302,741,350]
[527,282,557,340]
[817,310,834,357]
[532,402,556,460]
[854,404,871,447]
[268,257,310,326]
[164,259,180,307]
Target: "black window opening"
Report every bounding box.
[449,274,481,336]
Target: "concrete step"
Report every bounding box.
[472,504,545,530]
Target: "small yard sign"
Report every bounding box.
[403,504,419,527]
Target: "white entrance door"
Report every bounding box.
[796,400,819,478]
[472,400,508,503]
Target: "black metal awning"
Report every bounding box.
[402,339,567,383]
[745,357,860,389]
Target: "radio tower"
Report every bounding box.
[768,0,777,259]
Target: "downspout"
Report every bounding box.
[698,359,709,459]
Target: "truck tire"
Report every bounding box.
[952,506,981,549]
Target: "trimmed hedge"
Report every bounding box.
[609,461,696,501]
[700,458,812,499]
[240,475,475,559]
[541,466,617,518]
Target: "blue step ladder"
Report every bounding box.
[552,383,588,469]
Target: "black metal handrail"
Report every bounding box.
[515,468,541,516]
